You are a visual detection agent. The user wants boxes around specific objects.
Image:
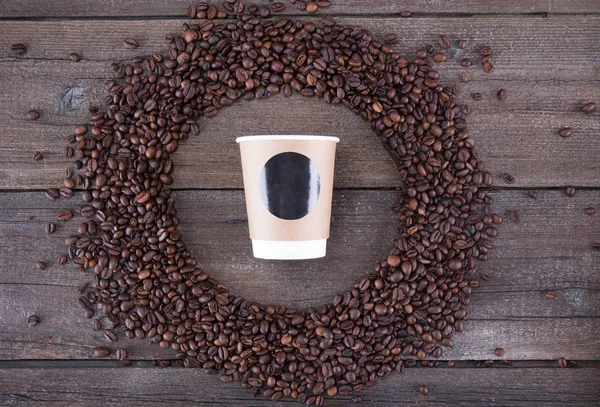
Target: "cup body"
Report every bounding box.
[236,135,339,260]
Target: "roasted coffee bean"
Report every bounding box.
[46,222,56,234]
[401,11,412,17]
[558,127,573,138]
[509,210,520,222]
[565,186,576,197]
[57,209,73,222]
[419,385,429,395]
[33,151,43,161]
[592,242,600,250]
[306,2,318,12]
[59,255,68,265]
[11,43,28,55]
[458,40,467,49]
[36,261,46,270]
[494,348,505,357]
[123,38,138,49]
[438,35,450,49]
[45,188,60,200]
[545,291,555,299]
[528,192,538,199]
[582,102,596,114]
[472,93,482,101]
[27,109,40,120]
[69,52,81,62]
[541,11,549,18]
[585,207,596,215]
[116,348,127,361]
[460,58,472,67]
[461,72,468,82]
[94,347,110,358]
[497,89,507,101]
[104,330,117,342]
[558,357,567,368]
[27,314,41,327]
[479,45,492,56]
[433,52,447,63]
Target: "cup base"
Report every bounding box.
[251,239,327,260]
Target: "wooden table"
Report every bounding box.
[1,1,599,405]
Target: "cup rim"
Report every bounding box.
[236,135,340,143]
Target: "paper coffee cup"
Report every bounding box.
[236,135,340,260]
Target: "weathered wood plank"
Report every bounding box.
[0,367,599,406]
[0,189,598,360]
[1,0,600,17]
[0,17,599,189]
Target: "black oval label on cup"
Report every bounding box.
[259,152,320,220]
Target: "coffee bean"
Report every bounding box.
[433,52,447,63]
[306,2,318,12]
[401,11,412,17]
[11,43,28,55]
[27,110,40,121]
[497,89,507,101]
[94,347,110,358]
[105,330,118,342]
[74,125,88,135]
[585,207,596,215]
[545,291,555,300]
[123,38,138,49]
[479,45,492,56]
[528,192,538,199]
[33,151,43,161]
[116,348,127,361]
[271,2,285,12]
[419,385,429,395]
[384,33,398,44]
[541,11,549,18]
[592,242,600,250]
[438,36,450,49]
[46,222,56,234]
[582,102,596,114]
[45,188,60,200]
[494,348,505,357]
[558,357,567,368]
[57,209,73,222]
[458,40,467,49]
[461,72,468,82]
[36,261,46,270]
[27,314,40,327]
[472,93,482,101]
[59,255,68,265]
[460,58,472,67]
[558,127,573,138]
[565,186,576,197]
[69,52,81,62]
[509,210,520,222]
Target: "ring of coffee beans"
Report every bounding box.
[63,4,501,405]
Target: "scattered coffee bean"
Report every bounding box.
[116,348,127,361]
[497,88,507,101]
[582,102,596,114]
[74,124,88,135]
[33,151,43,161]
[545,291,555,299]
[69,52,81,62]
[461,72,468,82]
[472,93,482,101]
[479,45,492,56]
[509,210,520,222]
[11,43,28,55]
[400,11,412,17]
[458,40,466,49]
[558,127,573,138]
[94,347,110,358]
[461,58,472,67]
[433,52,447,63]
[306,1,318,13]
[123,38,138,49]
[27,314,41,327]
[105,330,118,342]
[558,357,567,368]
[438,35,450,49]
[45,188,60,200]
[46,222,56,234]
[494,348,505,357]
[591,242,600,250]
[27,109,40,121]
[59,255,68,265]
[541,11,549,18]
[56,209,73,222]
[419,385,429,395]
[565,186,576,197]
[36,261,46,270]
[585,207,596,215]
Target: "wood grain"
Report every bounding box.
[0,189,598,360]
[1,17,599,189]
[0,367,598,406]
[1,0,600,18]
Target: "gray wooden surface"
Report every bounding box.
[0,1,599,406]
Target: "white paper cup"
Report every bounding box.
[237,135,339,260]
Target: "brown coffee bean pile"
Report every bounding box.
[53,3,501,404]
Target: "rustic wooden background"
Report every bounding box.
[0,1,599,406]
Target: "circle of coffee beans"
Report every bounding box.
[57,3,501,405]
